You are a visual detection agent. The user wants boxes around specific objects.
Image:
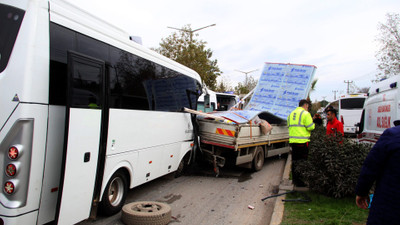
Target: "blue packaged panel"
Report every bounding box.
[245,63,316,120]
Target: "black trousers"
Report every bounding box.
[290,142,309,186]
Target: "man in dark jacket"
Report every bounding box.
[355,123,400,224]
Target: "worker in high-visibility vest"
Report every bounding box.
[287,99,315,187]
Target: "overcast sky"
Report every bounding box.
[68,0,399,102]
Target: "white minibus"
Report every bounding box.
[325,93,367,135]
[0,0,202,224]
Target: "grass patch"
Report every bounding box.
[281,191,369,225]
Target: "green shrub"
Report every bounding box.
[295,125,372,198]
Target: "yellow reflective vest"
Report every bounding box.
[287,107,315,143]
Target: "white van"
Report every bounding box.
[358,76,400,143]
[197,89,218,112]
[197,89,239,112]
[216,92,240,111]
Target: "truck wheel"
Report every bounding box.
[99,171,128,216]
[252,146,265,171]
[121,201,171,225]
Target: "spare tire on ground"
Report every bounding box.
[121,201,171,225]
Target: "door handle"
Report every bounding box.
[84,152,91,162]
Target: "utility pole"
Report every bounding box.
[167,24,216,43]
[235,69,258,86]
[332,90,338,100]
[344,80,353,94]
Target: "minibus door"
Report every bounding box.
[57,52,105,225]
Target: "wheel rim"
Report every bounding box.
[133,202,162,213]
[108,177,124,207]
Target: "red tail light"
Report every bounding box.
[6,164,17,177]
[8,146,19,160]
[4,181,15,194]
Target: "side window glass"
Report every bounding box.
[50,23,75,63]
[171,75,197,109]
[77,34,108,60]
[110,49,150,110]
[151,65,177,111]
[107,47,198,111]
[49,23,76,105]
[70,59,103,108]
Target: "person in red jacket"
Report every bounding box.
[326,108,344,136]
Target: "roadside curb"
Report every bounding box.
[269,154,293,225]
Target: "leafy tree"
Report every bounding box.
[234,75,258,95]
[375,13,400,81]
[215,76,233,93]
[154,25,222,89]
[358,87,370,93]
[318,100,329,108]
[215,81,228,93]
[310,100,327,115]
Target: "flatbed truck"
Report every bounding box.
[194,110,290,174]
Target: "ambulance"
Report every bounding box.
[358,76,400,143]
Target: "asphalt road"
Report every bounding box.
[78,156,286,225]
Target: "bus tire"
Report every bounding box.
[174,154,189,178]
[99,171,128,216]
[252,146,264,171]
[121,201,171,225]
[174,159,185,178]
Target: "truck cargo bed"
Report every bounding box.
[199,120,289,149]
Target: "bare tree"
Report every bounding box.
[375,13,400,81]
